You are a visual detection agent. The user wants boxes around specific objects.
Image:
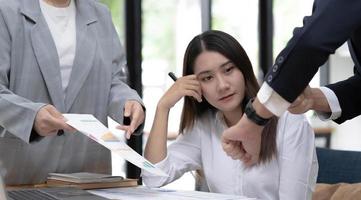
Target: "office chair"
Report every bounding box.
[316,147,361,184]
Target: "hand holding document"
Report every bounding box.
[63,114,168,177]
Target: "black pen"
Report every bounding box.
[168,72,178,81]
[168,71,202,102]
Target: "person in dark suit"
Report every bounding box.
[221,0,361,166]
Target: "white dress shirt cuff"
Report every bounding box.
[142,155,169,177]
[316,87,342,121]
[257,83,291,117]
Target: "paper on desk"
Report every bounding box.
[89,186,257,200]
[63,114,168,177]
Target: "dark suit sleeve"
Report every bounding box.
[266,0,361,103]
[326,68,361,124]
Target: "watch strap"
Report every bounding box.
[244,98,271,126]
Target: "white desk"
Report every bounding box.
[89,186,256,200]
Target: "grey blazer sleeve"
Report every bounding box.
[0,9,45,143]
[106,10,145,134]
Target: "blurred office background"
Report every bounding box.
[100,0,361,190]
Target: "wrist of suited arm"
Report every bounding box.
[252,97,274,119]
[310,88,332,113]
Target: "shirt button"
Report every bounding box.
[272,64,278,72]
[277,56,284,64]
[267,75,273,83]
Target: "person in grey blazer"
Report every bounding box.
[0,0,145,185]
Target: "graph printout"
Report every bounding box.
[63,114,168,177]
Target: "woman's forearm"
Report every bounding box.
[144,104,170,163]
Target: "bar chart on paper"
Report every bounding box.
[63,114,168,177]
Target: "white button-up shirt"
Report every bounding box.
[142,111,318,200]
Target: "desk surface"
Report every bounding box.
[89,186,255,200]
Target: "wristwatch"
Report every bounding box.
[244,98,271,126]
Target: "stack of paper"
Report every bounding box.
[89,186,257,200]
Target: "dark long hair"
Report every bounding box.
[179,30,278,164]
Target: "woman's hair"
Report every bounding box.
[179,30,278,164]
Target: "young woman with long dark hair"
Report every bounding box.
[142,30,318,200]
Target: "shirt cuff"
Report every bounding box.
[316,87,342,121]
[141,155,169,177]
[257,83,291,117]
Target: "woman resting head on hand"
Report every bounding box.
[142,30,318,200]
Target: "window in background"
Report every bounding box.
[142,0,202,137]
[273,0,317,86]
[100,0,125,43]
[142,0,202,190]
[212,0,259,76]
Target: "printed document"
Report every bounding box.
[89,186,256,200]
[63,114,167,177]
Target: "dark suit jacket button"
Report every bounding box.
[267,75,273,83]
[277,56,284,64]
[272,65,278,72]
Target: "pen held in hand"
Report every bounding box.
[168,71,203,103]
[168,72,178,82]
